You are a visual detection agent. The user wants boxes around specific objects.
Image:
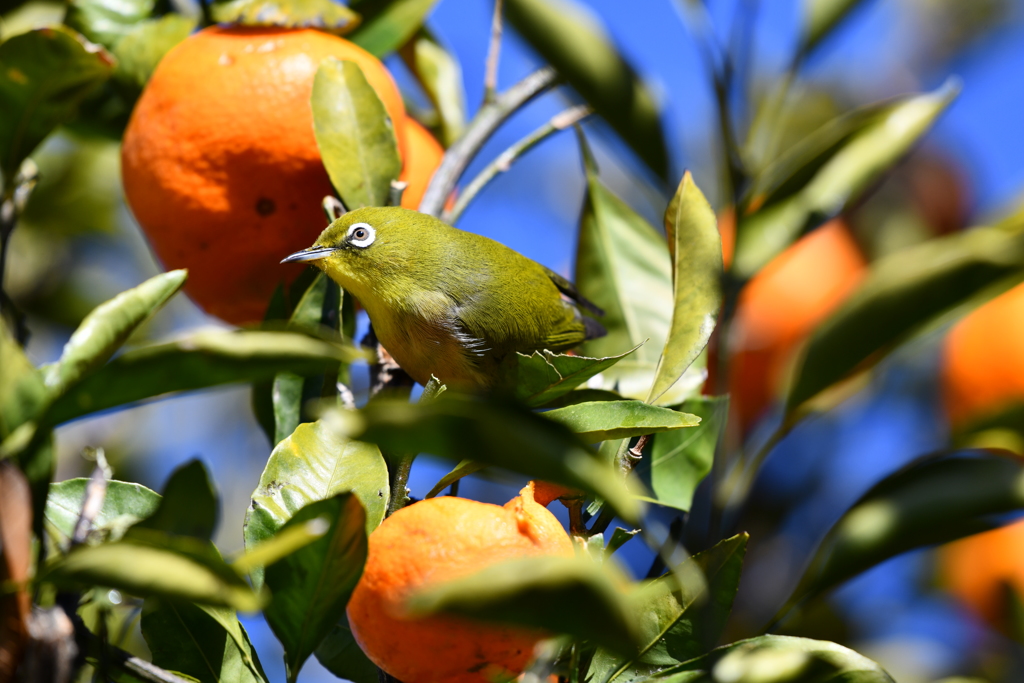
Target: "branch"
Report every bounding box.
[442,105,592,224]
[587,435,649,537]
[71,448,111,547]
[418,66,559,217]
[483,0,505,105]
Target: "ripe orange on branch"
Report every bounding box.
[122,26,416,324]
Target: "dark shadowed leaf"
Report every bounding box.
[45,329,361,425]
[544,400,700,443]
[131,460,218,541]
[64,0,154,47]
[604,528,638,557]
[0,462,32,683]
[348,0,437,58]
[263,494,368,683]
[42,270,187,399]
[312,58,401,208]
[335,393,641,522]
[315,616,378,683]
[210,0,359,32]
[400,29,465,147]
[44,478,159,545]
[733,82,959,279]
[408,555,641,656]
[650,173,721,403]
[141,600,267,683]
[787,225,1024,413]
[506,345,641,408]
[424,459,486,499]
[112,14,196,91]
[506,0,667,179]
[799,0,873,58]
[0,321,46,438]
[0,27,114,178]
[641,635,893,683]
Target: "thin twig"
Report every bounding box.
[419,67,559,218]
[483,0,505,105]
[587,436,648,537]
[442,105,592,224]
[388,180,408,208]
[71,448,111,547]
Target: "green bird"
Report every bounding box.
[282,207,605,389]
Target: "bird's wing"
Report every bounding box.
[541,265,605,317]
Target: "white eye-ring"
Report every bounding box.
[347,223,376,248]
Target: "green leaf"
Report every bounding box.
[424,459,486,499]
[111,14,196,91]
[575,136,675,401]
[141,600,268,683]
[44,478,159,545]
[637,397,727,513]
[786,225,1024,413]
[599,535,748,682]
[650,173,721,403]
[507,344,642,408]
[407,555,641,656]
[210,0,359,32]
[312,58,401,209]
[544,400,700,443]
[0,27,114,179]
[314,616,378,683]
[64,0,154,47]
[506,0,667,179]
[785,450,1024,614]
[263,494,368,683]
[400,29,465,147]
[799,0,872,58]
[348,0,437,58]
[45,330,361,425]
[42,270,187,398]
[604,527,638,558]
[733,81,959,279]
[642,635,893,683]
[41,531,262,611]
[132,460,218,541]
[337,392,642,523]
[0,318,46,438]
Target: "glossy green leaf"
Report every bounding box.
[506,0,667,179]
[0,27,114,179]
[787,225,1024,413]
[642,635,893,683]
[42,530,262,611]
[785,451,1024,614]
[45,330,361,425]
[234,517,330,574]
[111,14,196,90]
[141,600,268,683]
[594,534,748,683]
[132,460,218,541]
[638,397,727,513]
[42,270,187,398]
[348,0,437,58]
[799,0,872,57]
[337,392,642,523]
[400,29,465,147]
[424,459,486,499]
[650,173,721,403]
[408,555,641,656]
[210,0,359,32]
[544,400,699,443]
[733,81,959,279]
[44,478,159,545]
[64,0,154,47]
[507,344,641,408]
[604,527,638,557]
[263,494,368,683]
[312,58,401,208]
[314,616,378,683]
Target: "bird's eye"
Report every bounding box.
[347,222,376,248]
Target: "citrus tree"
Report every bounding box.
[2,1,1023,682]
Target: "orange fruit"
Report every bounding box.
[722,216,866,429]
[940,520,1024,627]
[941,282,1024,430]
[347,484,575,683]
[398,117,443,211]
[122,26,408,324]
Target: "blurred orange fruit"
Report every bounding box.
[347,484,574,683]
[941,282,1024,430]
[940,520,1024,627]
[122,26,410,324]
[720,214,867,429]
[398,117,443,211]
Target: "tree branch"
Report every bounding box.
[483,0,505,105]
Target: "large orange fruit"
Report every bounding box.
[940,520,1024,628]
[122,26,407,324]
[941,282,1024,430]
[723,216,866,429]
[347,484,575,683]
[398,117,444,211]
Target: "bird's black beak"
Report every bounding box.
[280,247,336,264]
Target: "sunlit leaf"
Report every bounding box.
[312,58,401,208]
[111,14,196,91]
[210,0,359,32]
[0,27,114,179]
[506,344,641,408]
[348,0,437,58]
[544,400,699,443]
[131,460,218,541]
[45,478,159,545]
[506,0,667,179]
[424,459,486,499]
[400,29,465,147]
[64,0,154,47]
